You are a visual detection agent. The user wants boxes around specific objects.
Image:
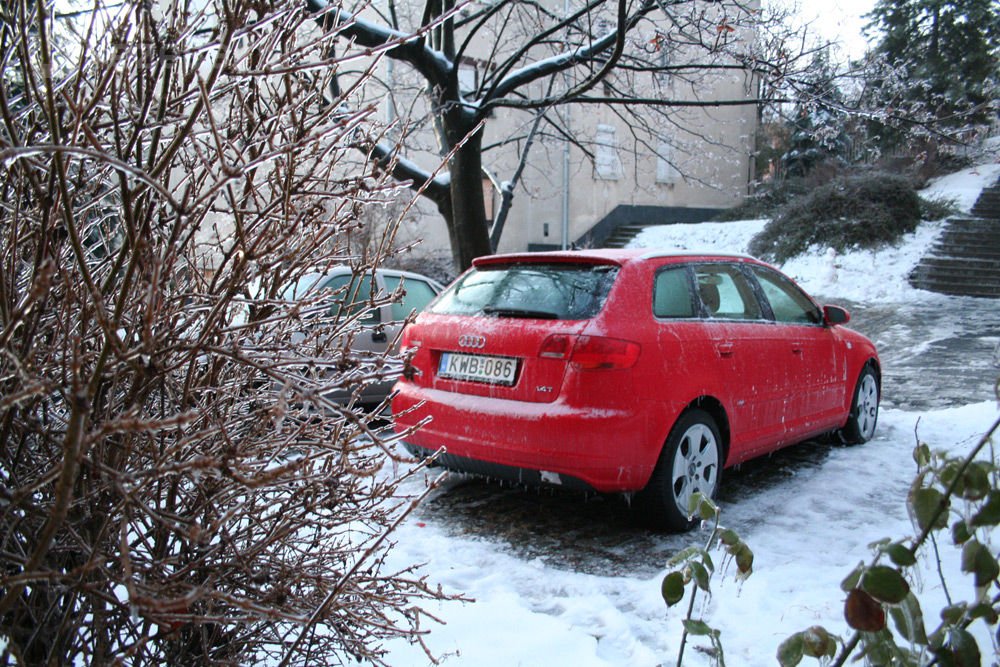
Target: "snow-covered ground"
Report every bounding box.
[379,163,1000,666]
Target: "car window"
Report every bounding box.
[653,266,695,318]
[319,273,380,323]
[430,263,619,320]
[384,275,438,320]
[692,264,762,320]
[750,265,822,325]
[280,273,324,300]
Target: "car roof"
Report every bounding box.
[279,266,445,299]
[471,248,762,269]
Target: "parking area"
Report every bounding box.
[401,290,1000,574]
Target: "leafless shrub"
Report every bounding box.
[0,0,451,664]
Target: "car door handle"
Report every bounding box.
[791,342,803,355]
[716,342,734,357]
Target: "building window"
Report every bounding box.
[594,124,623,181]
[656,138,680,185]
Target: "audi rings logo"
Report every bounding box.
[458,334,487,349]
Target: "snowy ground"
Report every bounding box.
[379,163,1000,666]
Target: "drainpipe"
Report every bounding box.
[560,0,571,250]
[561,130,570,250]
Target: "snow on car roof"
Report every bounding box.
[471,248,760,268]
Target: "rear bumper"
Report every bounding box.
[402,444,597,491]
[392,383,662,492]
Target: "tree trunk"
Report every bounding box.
[446,127,492,272]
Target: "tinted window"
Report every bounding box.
[320,273,380,323]
[653,266,695,318]
[750,265,822,324]
[281,273,324,300]
[384,275,438,320]
[430,263,619,320]
[693,264,762,320]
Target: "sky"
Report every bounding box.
[376,159,1000,666]
[773,0,878,59]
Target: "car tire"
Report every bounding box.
[840,364,879,444]
[637,408,722,532]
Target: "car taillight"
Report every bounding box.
[400,326,421,380]
[571,335,641,370]
[538,334,640,369]
[539,334,573,359]
[400,326,417,354]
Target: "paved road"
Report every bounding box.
[843,294,1000,411]
[409,291,1000,574]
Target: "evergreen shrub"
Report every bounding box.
[748,173,923,262]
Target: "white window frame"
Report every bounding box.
[656,138,680,185]
[594,124,623,181]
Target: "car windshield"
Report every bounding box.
[280,273,325,300]
[430,263,619,320]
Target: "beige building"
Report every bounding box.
[365,0,760,266]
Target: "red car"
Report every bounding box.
[392,250,880,531]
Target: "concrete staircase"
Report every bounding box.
[909,179,1000,298]
[602,224,649,248]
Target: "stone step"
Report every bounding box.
[935,228,1000,244]
[602,224,650,248]
[934,236,1000,249]
[969,185,1000,219]
[912,280,1000,298]
[941,216,1000,229]
[930,243,1000,260]
[917,256,1000,272]
[907,181,1000,297]
[911,274,1000,292]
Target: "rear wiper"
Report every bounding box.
[482,306,558,319]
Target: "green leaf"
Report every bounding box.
[800,626,836,658]
[945,628,981,667]
[889,593,928,645]
[719,528,740,546]
[667,546,703,568]
[776,632,804,667]
[910,487,948,532]
[960,540,1000,588]
[951,520,973,545]
[661,571,686,607]
[733,542,754,576]
[859,634,892,664]
[861,566,911,604]
[701,550,715,574]
[913,443,931,467]
[689,492,718,521]
[968,602,999,624]
[682,619,715,636]
[882,542,917,567]
[971,490,1000,527]
[841,562,865,592]
[939,461,961,487]
[939,603,967,626]
[688,561,711,593]
[959,462,991,501]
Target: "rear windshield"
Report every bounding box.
[429,263,619,320]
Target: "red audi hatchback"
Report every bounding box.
[392,250,880,530]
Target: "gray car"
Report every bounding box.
[279,267,445,407]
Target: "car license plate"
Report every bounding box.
[438,352,518,386]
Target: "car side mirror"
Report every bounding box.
[371,328,387,343]
[823,305,850,326]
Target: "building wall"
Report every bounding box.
[370,0,760,262]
